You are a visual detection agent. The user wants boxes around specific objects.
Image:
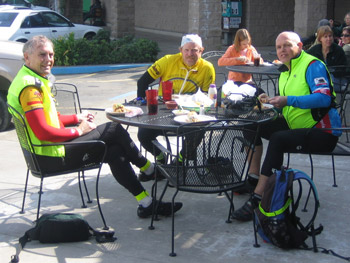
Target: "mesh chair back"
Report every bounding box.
[159,119,257,193]
[52,83,82,115]
[8,104,41,174]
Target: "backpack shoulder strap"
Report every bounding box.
[288,168,320,202]
[10,226,36,263]
[88,226,117,243]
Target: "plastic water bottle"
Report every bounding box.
[208,84,217,107]
[199,104,205,115]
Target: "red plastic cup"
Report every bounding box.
[145,89,158,115]
[161,80,173,102]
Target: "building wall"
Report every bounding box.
[134,0,221,50]
[294,0,327,39]
[64,1,83,24]
[334,1,350,24]
[189,0,222,50]
[243,0,295,46]
[135,0,188,34]
[101,0,349,48]
[104,0,135,38]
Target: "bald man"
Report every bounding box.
[232,31,342,221]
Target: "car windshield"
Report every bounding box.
[0,0,30,6]
[0,12,18,27]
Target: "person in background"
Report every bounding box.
[7,35,182,219]
[307,25,347,92]
[136,34,215,178]
[83,0,102,22]
[341,26,350,66]
[218,28,263,87]
[231,31,341,222]
[330,12,350,40]
[302,19,331,49]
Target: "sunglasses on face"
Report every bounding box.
[341,34,350,37]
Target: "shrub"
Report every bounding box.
[52,30,160,66]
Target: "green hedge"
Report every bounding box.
[52,30,160,66]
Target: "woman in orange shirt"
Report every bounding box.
[218,29,262,86]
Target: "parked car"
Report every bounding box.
[0,40,23,131]
[0,0,50,10]
[0,6,102,42]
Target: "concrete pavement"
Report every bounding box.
[0,32,349,263]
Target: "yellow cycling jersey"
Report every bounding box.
[147,53,215,95]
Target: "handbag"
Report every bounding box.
[223,94,260,117]
[11,213,116,262]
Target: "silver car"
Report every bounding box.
[0,40,23,131]
[0,6,102,42]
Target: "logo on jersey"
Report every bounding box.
[151,65,160,75]
[314,77,327,86]
[33,89,42,99]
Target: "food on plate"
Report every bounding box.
[113,103,130,113]
[259,96,269,104]
[273,59,282,65]
[236,56,246,62]
[187,111,199,122]
[254,102,273,111]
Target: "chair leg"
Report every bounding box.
[36,177,44,220]
[20,169,30,214]
[331,155,337,187]
[253,211,260,248]
[95,167,109,230]
[150,177,170,229]
[302,154,314,212]
[286,153,290,168]
[82,171,92,203]
[169,190,179,257]
[78,171,87,208]
[224,190,234,223]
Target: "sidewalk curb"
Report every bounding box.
[51,63,151,75]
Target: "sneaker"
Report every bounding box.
[231,194,261,222]
[138,170,165,182]
[137,200,183,218]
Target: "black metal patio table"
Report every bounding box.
[105,103,277,130]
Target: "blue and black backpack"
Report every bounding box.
[253,167,322,250]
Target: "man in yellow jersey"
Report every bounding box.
[7,35,182,219]
[136,34,216,181]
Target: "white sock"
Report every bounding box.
[143,162,154,176]
[139,196,152,208]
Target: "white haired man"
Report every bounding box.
[136,34,216,179]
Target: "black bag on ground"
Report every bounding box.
[11,213,116,263]
[26,213,92,243]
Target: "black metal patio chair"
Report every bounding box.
[286,127,350,211]
[7,103,109,229]
[149,119,258,256]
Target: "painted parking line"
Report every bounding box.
[110,91,137,101]
[52,64,150,75]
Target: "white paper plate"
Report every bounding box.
[105,106,141,116]
[172,109,190,116]
[262,62,273,66]
[262,103,274,109]
[174,115,216,124]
